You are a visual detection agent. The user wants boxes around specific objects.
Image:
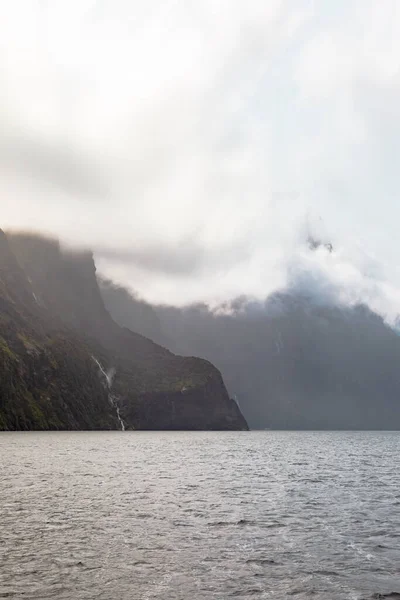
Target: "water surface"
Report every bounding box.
[0,431,399,599]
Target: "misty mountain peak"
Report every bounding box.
[307,235,333,254]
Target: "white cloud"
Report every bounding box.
[1,0,400,320]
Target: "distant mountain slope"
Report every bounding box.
[99,277,168,345]
[99,278,400,430]
[0,230,247,431]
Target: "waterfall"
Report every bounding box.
[92,356,126,431]
[233,394,241,409]
[115,405,126,432]
[275,330,283,354]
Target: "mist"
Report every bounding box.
[1,1,400,320]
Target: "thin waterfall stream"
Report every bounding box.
[92,356,126,431]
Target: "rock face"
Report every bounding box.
[0,231,118,430]
[0,231,248,431]
[99,280,400,430]
[124,363,243,430]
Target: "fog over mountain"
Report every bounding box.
[0,230,247,431]
[1,1,400,322]
[2,1,400,429]
[100,257,400,430]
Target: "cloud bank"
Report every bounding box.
[1,0,400,319]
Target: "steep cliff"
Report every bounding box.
[0,231,118,430]
[99,278,400,430]
[1,231,247,431]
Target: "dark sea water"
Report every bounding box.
[0,431,399,600]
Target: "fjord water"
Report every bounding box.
[0,432,399,600]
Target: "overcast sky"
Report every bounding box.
[1,1,400,318]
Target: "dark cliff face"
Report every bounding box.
[0,232,119,430]
[1,231,247,431]
[122,365,246,430]
[99,279,400,430]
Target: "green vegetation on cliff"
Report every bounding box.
[0,230,248,431]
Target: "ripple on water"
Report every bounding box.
[0,430,399,600]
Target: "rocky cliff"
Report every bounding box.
[0,231,247,431]
[0,230,118,430]
[99,278,400,430]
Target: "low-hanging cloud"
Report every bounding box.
[1,0,400,320]
[0,133,109,199]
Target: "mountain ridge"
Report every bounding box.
[99,276,400,430]
[0,230,247,431]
